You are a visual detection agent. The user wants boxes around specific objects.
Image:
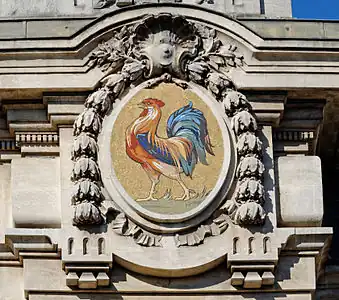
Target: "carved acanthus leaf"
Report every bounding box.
[237,132,262,157]
[71,133,98,161]
[88,26,132,72]
[112,213,162,247]
[187,60,209,84]
[175,213,228,247]
[207,72,233,100]
[71,158,101,182]
[121,61,146,82]
[223,199,238,216]
[233,202,266,225]
[231,111,257,135]
[100,74,126,96]
[93,0,215,9]
[236,178,265,205]
[73,108,102,137]
[237,156,264,181]
[73,202,102,225]
[72,180,103,205]
[84,88,112,116]
[223,91,251,117]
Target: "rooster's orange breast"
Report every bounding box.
[125,132,155,165]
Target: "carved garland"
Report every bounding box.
[222,92,265,225]
[71,14,265,246]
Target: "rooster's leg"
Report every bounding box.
[136,164,160,202]
[175,176,195,201]
[136,179,159,202]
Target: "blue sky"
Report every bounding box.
[292,0,339,19]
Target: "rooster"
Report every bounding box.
[125,98,214,201]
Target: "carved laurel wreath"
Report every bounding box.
[71,14,265,246]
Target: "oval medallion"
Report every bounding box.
[108,82,231,221]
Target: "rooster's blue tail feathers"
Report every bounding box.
[167,101,214,177]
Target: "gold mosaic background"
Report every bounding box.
[111,83,224,214]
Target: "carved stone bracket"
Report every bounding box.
[66,265,111,289]
[72,14,263,247]
[231,268,275,289]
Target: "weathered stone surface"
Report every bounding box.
[7,109,47,122]
[29,294,313,300]
[3,18,339,42]
[78,272,97,289]
[240,20,325,39]
[276,256,316,291]
[0,163,12,242]
[277,156,323,227]
[23,259,66,294]
[0,267,24,300]
[29,294,313,299]
[0,0,292,18]
[26,19,92,38]
[262,271,275,285]
[11,157,61,228]
[0,21,26,39]
[263,0,292,17]
[0,0,95,17]
[96,272,110,286]
[243,272,262,289]
[60,127,76,226]
[21,258,320,293]
[65,272,79,286]
[231,272,244,286]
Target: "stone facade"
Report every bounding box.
[0,1,337,300]
[0,0,291,17]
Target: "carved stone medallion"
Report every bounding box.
[71,14,266,250]
[99,79,234,230]
[109,82,229,220]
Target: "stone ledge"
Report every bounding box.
[1,15,339,41]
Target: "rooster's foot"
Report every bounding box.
[135,196,158,202]
[175,189,196,201]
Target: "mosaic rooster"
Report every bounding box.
[125,98,214,201]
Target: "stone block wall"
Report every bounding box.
[0,0,292,18]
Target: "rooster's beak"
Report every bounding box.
[137,102,145,109]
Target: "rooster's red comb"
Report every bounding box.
[142,98,165,108]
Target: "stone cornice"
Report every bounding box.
[272,98,326,156]
[1,6,339,93]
